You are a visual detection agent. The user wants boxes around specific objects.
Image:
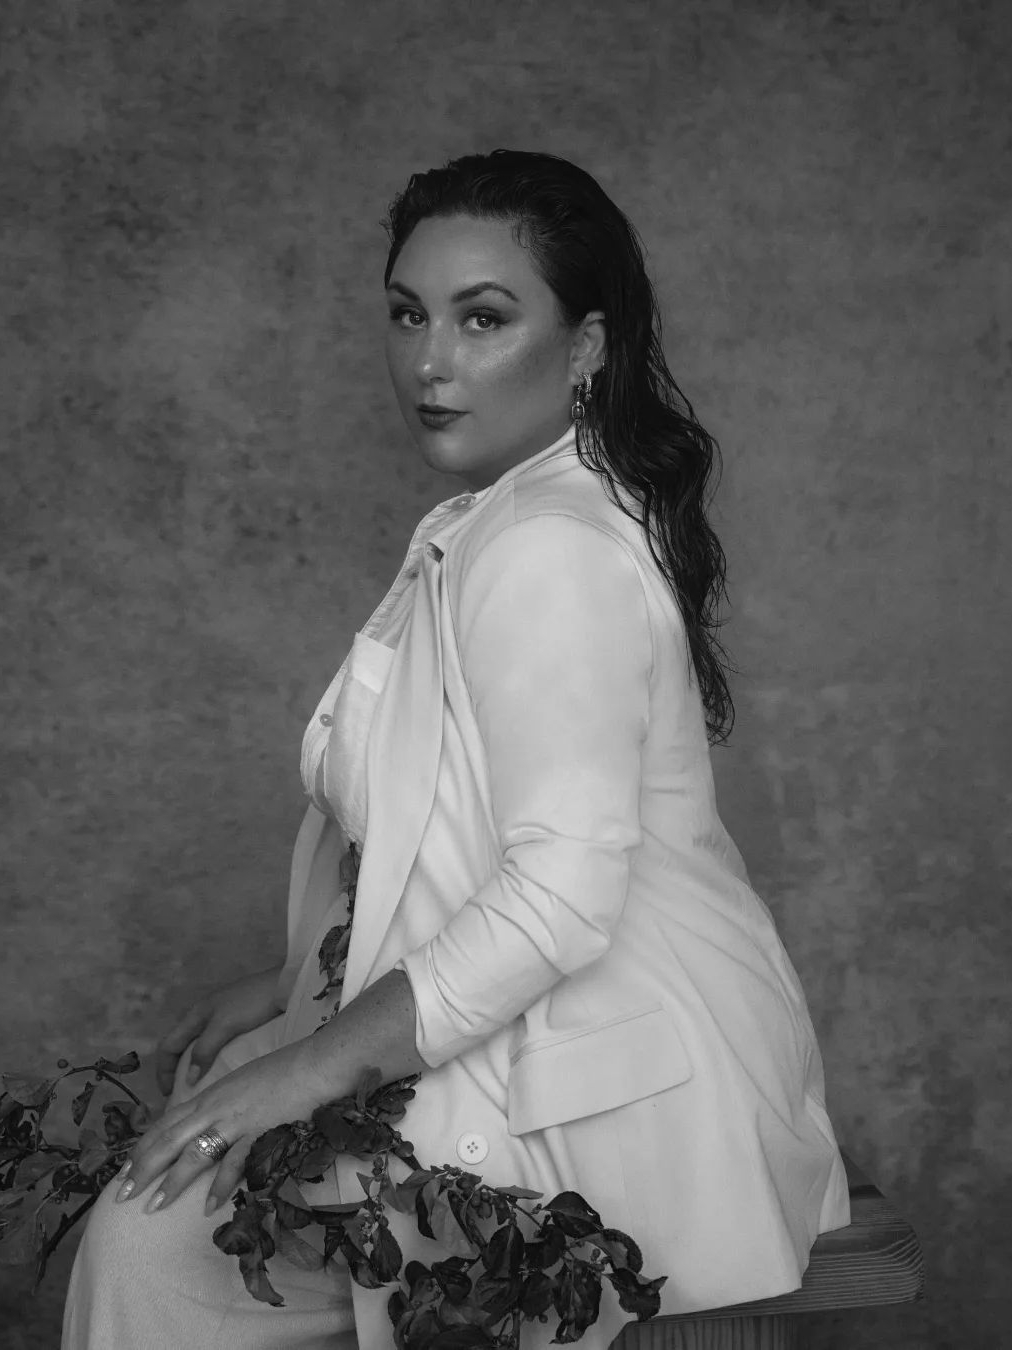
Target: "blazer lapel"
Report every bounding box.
[340,544,446,1004]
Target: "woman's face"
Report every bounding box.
[385,214,600,490]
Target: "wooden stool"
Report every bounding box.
[612,1154,924,1349]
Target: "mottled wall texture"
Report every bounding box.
[1,1,1008,1345]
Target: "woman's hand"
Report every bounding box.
[120,969,425,1217]
[117,1038,330,1215]
[155,966,284,1097]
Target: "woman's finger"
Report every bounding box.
[137,1129,228,1214]
[155,1004,211,1096]
[117,1105,200,1202]
[186,1019,234,1086]
[204,1138,252,1215]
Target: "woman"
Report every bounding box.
[63,150,850,1349]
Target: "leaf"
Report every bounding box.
[0,1212,45,1268]
[128,1101,152,1132]
[474,1270,522,1321]
[274,1195,314,1231]
[521,1268,555,1318]
[430,1256,472,1305]
[604,1268,667,1322]
[273,1220,325,1271]
[1,1076,58,1110]
[107,1052,141,1075]
[446,1186,484,1251]
[552,1259,602,1343]
[323,1221,348,1266]
[238,1244,285,1306]
[397,1167,437,1193]
[428,1190,479,1258]
[71,1082,96,1127]
[493,1183,543,1200]
[595,1227,643,1274]
[317,924,350,977]
[312,1104,357,1153]
[354,1066,384,1111]
[370,1223,403,1283]
[213,1196,267,1257]
[9,1152,54,1186]
[244,1125,295,1190]
[356,1171,375,1197]
[100,1101,137,1145]
[543,1191,603,1239]
[338,843,360,896]
[484,1222,524,1280]
[340,1233,386,1289]
[293,1144,337,1183]
[526,1222,567,1270]
[76,1129,111,1177]
[415,1182,437,1240]
[395,1302,443,1350]
[0,1188,29,1216]
[0,1146,26,1175]
[429,1329,496,1348]
[404,1260,437,1297]
[370,1077,419,1122]
[387,1286,409,1329]
[308,1201,364,1220]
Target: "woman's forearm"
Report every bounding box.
[299,967,427,1101]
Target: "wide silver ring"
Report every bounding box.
[194,1128,230,1162]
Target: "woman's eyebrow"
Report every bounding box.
[386,280,520,304]
[452,282,520,303]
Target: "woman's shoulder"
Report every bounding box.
[450,449,643,571]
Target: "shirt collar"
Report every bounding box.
[423,423,579,557]
[450,423,578,508]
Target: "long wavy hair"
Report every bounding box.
[383,149,734,743]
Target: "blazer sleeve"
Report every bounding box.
[396,512,653,1067]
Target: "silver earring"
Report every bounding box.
[571,370,594,422]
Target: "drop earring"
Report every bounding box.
[571,370,594,422]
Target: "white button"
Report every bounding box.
[453,494,475,509]
[455,1131,489,1165]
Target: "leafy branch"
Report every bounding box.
[2,850,666,1344]
[0,1052,149,1288]
[0,1055,664,1346]
[211,1065,666,1346]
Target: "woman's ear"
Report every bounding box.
[569,310,607,380]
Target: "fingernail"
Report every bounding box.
[186,1065,200,1085]
[115,1179,135,1203]
[117,1159,132,1179]
[204,1194,220,1216]
[145,1190,166,1214]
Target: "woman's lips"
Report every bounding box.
[417,407,466,431]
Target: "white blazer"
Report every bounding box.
[284,434,850,1349]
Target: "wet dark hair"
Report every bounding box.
[384,149,733,742]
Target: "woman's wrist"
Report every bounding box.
[296,969,426,1107]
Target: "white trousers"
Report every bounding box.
[61,1020,358,1350]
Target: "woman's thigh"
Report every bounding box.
[62,1019,357,1349]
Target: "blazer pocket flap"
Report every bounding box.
[507,1006,692,1136]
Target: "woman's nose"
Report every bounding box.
[414,323,453,383]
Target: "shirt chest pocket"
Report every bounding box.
[506,1004,693,1136]
[321,633,396,843]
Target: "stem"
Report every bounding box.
[59,1063,145,1108]
[95,1071,144,1107]
[33,1194,98,1291]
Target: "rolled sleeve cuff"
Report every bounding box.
[395,935,561,1069]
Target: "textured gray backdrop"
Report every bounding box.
[1,1,1008,1346]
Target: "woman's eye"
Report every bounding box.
[390,307,425,328]
[464,310,503,332]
